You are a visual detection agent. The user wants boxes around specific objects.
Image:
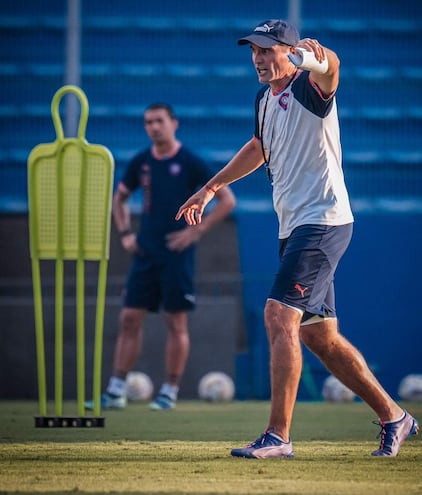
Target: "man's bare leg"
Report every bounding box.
[112,307,147,378]
[300,318,403,421]
[264,300,303,441]
[163,311,190,386]
[149,311,190,410]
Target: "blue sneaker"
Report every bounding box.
[371,410,419,457]
[149,394,175,411]
[84,393,127,411]
[231,430,294,459]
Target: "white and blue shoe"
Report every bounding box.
[84,393,127,411]
[231,430,294,459]
[371,410,419,456]
[149,394,175,411]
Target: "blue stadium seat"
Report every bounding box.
[1,0,421,400]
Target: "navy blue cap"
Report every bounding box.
[238,19,300,48]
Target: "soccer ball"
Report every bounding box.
[322,374,356,402]
[398,374,422,401]
[198,371,235,402]
[125,372,154,401]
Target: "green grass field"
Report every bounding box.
[0,400,421,495]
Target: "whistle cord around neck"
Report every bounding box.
[259,88,273,181]
[259,71,297,182]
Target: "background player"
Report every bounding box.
[86,102,235,410]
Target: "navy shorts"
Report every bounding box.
[268,223,353,319]
[123,249,196,313]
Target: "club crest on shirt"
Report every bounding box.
[279,92,290,111]
[169,162,182,176]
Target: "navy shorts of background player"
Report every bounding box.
[121,146,214,313]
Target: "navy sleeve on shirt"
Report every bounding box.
[120,150,148,192]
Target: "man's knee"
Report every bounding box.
[119,307,143,334]
[300,317,338,353]
[264,299,302,339]
[165,311,189,336]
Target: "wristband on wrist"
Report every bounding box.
[205,184,217,194]
[288,47,328,74]
[119,228,132,238]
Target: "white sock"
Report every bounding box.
[159,383,179,401]
[107,376,126,397]
[268,431,283,441]
[267,430,289,443]
[384,411,405,424]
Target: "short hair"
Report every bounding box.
[144,102,176,120]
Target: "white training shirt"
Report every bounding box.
[254,70,354,239]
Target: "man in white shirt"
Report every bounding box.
[176,19,418,458]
